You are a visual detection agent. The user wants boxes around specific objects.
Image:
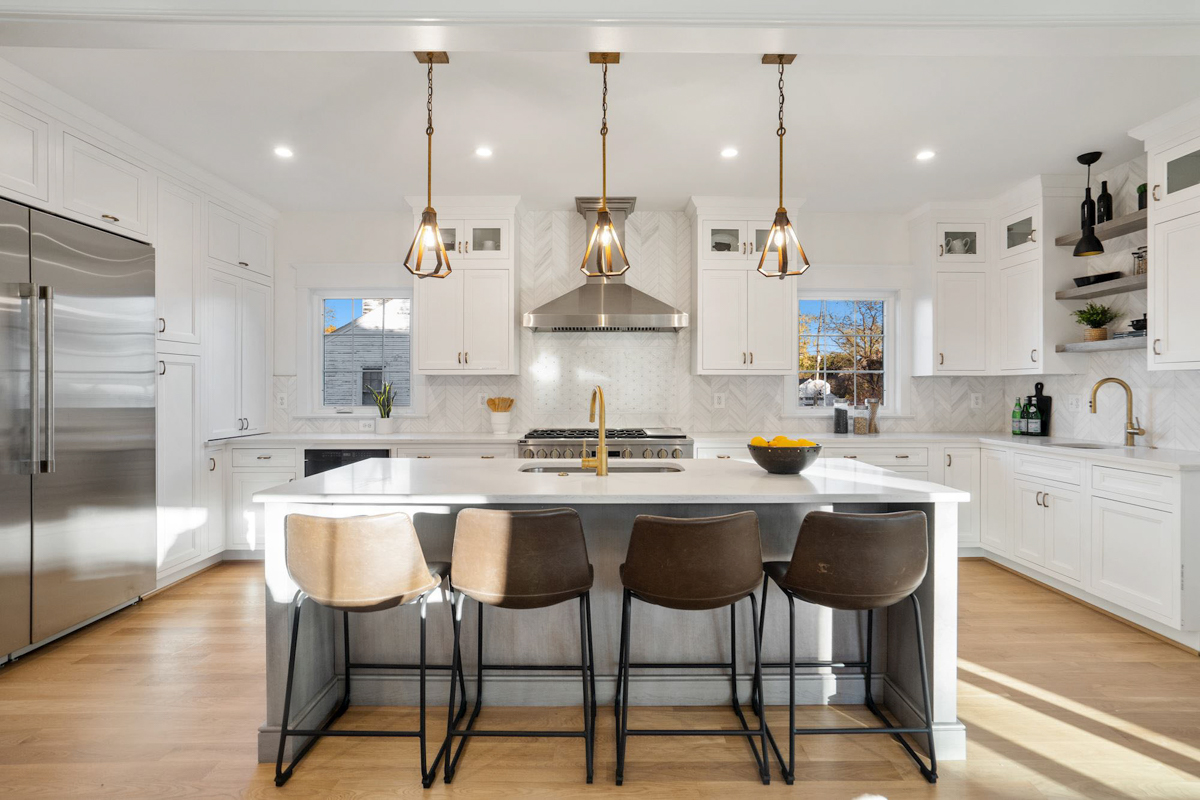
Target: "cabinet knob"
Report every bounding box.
[1152,184,1163,201]
[101,214,119,222]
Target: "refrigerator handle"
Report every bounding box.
[40,285,54,474]
[19,283,38,475]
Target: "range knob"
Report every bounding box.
[657,448,668,459]
[521,448,535,458]
[672,448,683,459]
[563,447,574,458]
[536,449,547,458]
[549,448,560,459]
[621,448,633,459]
[643,448,654,459]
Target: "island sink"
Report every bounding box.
[519,463,685,474]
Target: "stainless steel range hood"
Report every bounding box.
[522,197,689,332]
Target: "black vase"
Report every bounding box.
[1080,187,1096,229]
[1096,180,1113,224]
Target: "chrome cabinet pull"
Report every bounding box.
[101,214,119,222]
[158,360,166,375]
[209,457,217,471]
[1036,491,1044,507]
[41,286,54,473]
[1153,184,1162,201]
[1153,338,1162,355]
[1031,349,1038,363]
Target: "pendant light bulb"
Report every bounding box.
[404,53,452,279]
[758,55,810,279]
[601,228,612,245]
[580,54,631,279]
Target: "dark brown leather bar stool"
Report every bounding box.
[755,510,937,785]
[443,507,596,784]
[275,512,466,788]
[615,511,770,786]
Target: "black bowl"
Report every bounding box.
[1073,271,1123,288]
[746,444,823,475]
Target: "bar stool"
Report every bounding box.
[614,511,770,786]
[275,512,466,788]
[443,507,596,784]
[755,510,937,784]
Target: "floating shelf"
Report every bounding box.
[1055,273,1147,300]
[1054,208,1147,247]
[1055,338,1146,354]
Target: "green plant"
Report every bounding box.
[368,382,394,419]
[1072,302,1120,329]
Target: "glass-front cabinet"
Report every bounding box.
[701,219,797,266]
[426,218,510,261]
[934,221,986,264]
[1152,134,1200,210]
[1000,205,1040,260]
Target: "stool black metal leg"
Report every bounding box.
[912,594,938,783]
[751,573,769,715]
[584,591,597,726]
[338,611,351,716]
[274,594,305,786]
[786,591,796,783]
[864,608,876,706]
[578,594,594,783]
[616,588,633,786]
[444,591,465,784]
[444,585,467,721]
[614,590,627,721]
[747,592,770,785]
[418,594,430,787]
[728,602,739,714]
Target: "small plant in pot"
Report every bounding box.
[1073,302,1120,342]
[368,382,398,434]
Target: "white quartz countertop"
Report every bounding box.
[230,431,524,445]
[253,457,970,505]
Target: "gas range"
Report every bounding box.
[518,427,693,460]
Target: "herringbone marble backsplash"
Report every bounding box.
[275,161,1199,451]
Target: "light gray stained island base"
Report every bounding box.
[253,458,967,764]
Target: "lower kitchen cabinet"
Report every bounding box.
[979,448,1009,554]
[203,447,225,557]
[156,352,204,576]
[1090,497,1179,626]
[943,447,981,546]
[1011,477,1082,582]
[229,470,295,551]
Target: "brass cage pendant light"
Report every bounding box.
[404,52,452,279]
[758,54,810,279]
[580,53,630,279]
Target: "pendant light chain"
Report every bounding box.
[600,60,608,207]
[425,58,434,209]
[777,59,786,209]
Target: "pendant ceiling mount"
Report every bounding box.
[579,52,631,279]
[404,51,452,278]
[758,54,810,279]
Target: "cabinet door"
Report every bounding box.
[1012,478,1045,566]
[935,222,986,264]
[239,280,270,434]
[1150,133,1200,210]
[979,448,1009,554]
[1000,204,1039,261]
[206,203,241,267]
[745,272,793,372]
[415,272,465,371]
[155,178,203,346]
[462,269,511,371]
[0,97,49,202]
[998,259,1042,371]
[1042,485,1083,582]
[61,133,148,235]
[934,271,987,372]
[462,219,510,260]
[156,353,203,575]
[700,269,749,371]
[228,471,295,550]
[238,220,270,277]
[205,271,242,439]
[702,221,749,262]
[1091,497,1178,625]
[750,222,795,265]
[202,448,225,556]
[1150,202,1200,368]
[944,447,981,546]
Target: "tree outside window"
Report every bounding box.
[798,299,886,407]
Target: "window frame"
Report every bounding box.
[783,289,903,418]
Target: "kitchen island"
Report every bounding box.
[253,456,969,763]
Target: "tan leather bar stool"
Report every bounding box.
[755,510,937,785]
[275,512,466,788]
[615,511,770,786]
[444,508,596,784]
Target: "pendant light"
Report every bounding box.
[1073,151,1104,258]
[758,54,810,279]
[579,53,630,278]
[404,52,452,279]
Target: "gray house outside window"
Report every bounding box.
[322,298,412,407]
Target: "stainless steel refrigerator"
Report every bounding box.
[1,197,155,659]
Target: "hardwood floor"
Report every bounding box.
[2,560,1200,798]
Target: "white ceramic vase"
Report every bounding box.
[490,411,511,435]
[374,417,399,435]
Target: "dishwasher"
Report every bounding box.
[304,449,391,477]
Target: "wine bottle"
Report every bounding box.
[1027,398,1043,435]
[1012,397,1024,435]
[1080,186,1096,230]
[1096,181,1113,224]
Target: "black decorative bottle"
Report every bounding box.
[1096,180,1113,224]
[1080,186,1096,230]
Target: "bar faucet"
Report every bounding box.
[581,385,608,476]
[1090,377,1146,447]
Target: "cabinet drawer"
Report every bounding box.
[1091,465,1176,508]
[232,448,297,468]
[1012,452,1081,485]
[695,445,753,462]
[393,444,515,459]
[822,447,929,467]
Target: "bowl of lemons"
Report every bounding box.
[746,436,823,475]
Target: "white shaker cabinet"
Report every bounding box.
[934,271,987,373]
[699,269,748,371]
[414,268,515,374]
[1009,476,1082,583]
[204,269,272,439]
[155,178,203,346]
[1148,197,1200,369]
[696,268,794,374]
[979,448,1009,554]
[228,470,295,551]
[202,447,225,557]
[206,201,271,278]
[1090,497,1178,626]
[61,132,149,237]
[943,447,981,546]
[156,352,204,576]
[997,258,1042,372]
[0,95,49,202]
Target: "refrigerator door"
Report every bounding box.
[0,198,31,656]
[30,211,155,642]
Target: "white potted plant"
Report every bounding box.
[486,396,513,434]
[368,382,399,434]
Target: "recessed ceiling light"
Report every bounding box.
[916,149,936,161]
[273,145,294,159]
[475,146,493,158]
[721,147,739,158]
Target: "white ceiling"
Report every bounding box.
[5,47,1200,213]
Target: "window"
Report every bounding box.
[320,297,412,409]
[797,297,888,408]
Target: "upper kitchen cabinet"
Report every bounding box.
[1148,132,1200,211]
[1000,205,1040,261]
[155,178,203,347]
[695,268,795,374]
[700,218,799,266]
[934,270,987,372]
[0,94,49,203]
[204,269,272,439]
[419,217,510,261]
[206,201,272,278]
[935,221,986,264]
[61,131,149,237]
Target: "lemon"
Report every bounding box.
[769,435,791,447]
[750,436,769,447]
[792,438,817,447]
